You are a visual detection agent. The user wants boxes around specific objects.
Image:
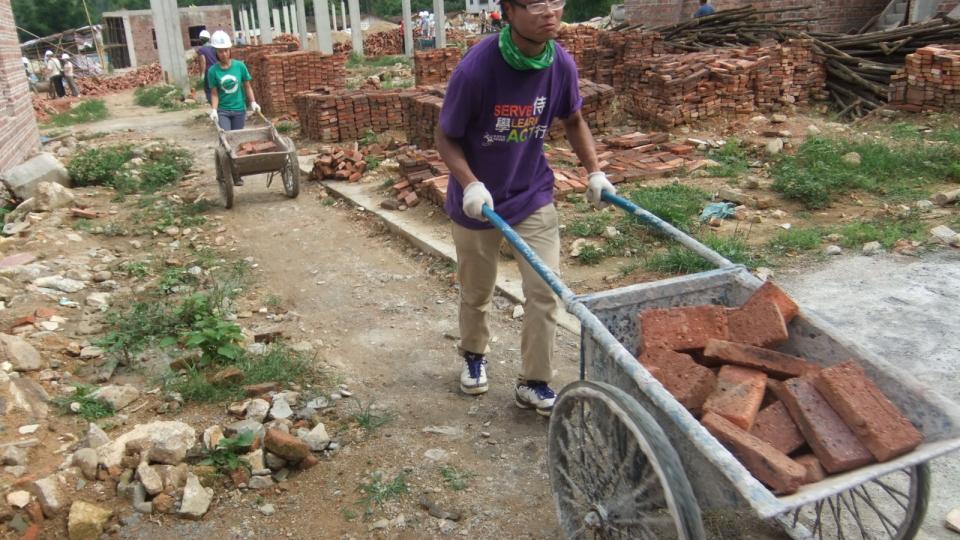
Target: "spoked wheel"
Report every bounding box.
[281,136,299,198]
[215,147,234,209]
[777,464,929,540]
[548,381,706,540]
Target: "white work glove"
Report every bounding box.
[208,109,219,123]
[462,182,493,221]
[250,101,261,113]
[586,171,616,209]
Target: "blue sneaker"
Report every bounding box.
[459,352,488,395]
[515,380,556,417]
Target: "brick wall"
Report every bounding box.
[127,6,235,68]
[0,0,40,172]
[625,0,889,33]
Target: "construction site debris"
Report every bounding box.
[310,146,368,182]
[235,141,282,156]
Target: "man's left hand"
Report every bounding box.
[586,171,616,209]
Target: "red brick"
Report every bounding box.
[639,347,716,412]
[703,339,819,379]
[726,300,789,348]
[814,361,922,462]
[743,281,799,323]
[703,365,767,430]
[702,412,806,494]
[794,454,827,484]
[775,377,874,473]
[750,401,805,455]
[640,305,729,351]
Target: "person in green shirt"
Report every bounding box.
[207,30,260,134]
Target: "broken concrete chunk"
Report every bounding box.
[96,421,196,468]
[32,182,75,211]
[179,473,213,519]
[30,475,64,517]
[68,500,113,540]
[0,333,44,372]
[92,384,140,410]
[1,153,70,200]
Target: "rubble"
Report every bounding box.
[1,153,70,201]
[67,501,113,540]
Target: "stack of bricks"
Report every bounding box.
[309,146,367,182]
[234,140,281,156]
[890,45,960,113]
[555,28,662,90]
[335,91,371,141]
[414,48,463,86]
[231,43,299,66]
[252,51,347,116]
[556,26,602,81]
[388,149,450,209]
[293,88,340,142]
[636,282,923,495]
[404,90,445,149]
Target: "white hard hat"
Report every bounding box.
[61,53,70,60]
[44,50,53,57]
[210,30,232,49]
[21,57,28,64]
[199,29,211,39]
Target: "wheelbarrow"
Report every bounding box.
[482,192,960,539]
[214,111,300,209]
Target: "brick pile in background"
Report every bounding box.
[547,79,615,139]
[295,87,419,142]
[293,88,340,142]
[414,48,463,86]
[334,27,468,56]
[622,40,826,128]
[251,51,347,115]
[890,45,960,113]
[636,282,923,495]
[231,43,299,65]
[404,85,446,149]
[385,149,450,209]
[309,146,367,182]
[555,27,663,90]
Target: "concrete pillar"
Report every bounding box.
[240,7,250,43]
[341,1,347,33]
[122,13,138,67]
[402,0,413,57]
[314,0,333,53]
[283,3,292,33]
[348,0,362,55]
[273,8,282,34]
[257,0,273,43]
[434,0,446,48]
[149,0,189,95]
[296,0,308,48]
[330,2,337,31]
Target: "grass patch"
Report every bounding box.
[645,232,762,275]
[705,140,751,177]
[576,244,605,265]
[67,145,134,188]
[566,212,611,237]
[276,121,298,134]
[47,99,109,127]
[347,54,409,68]
[52,385,115,421]
[358,472,409,512]
[835,215,926,250]
[67,144,193,195]
[771,136,960,209]
[767,227,824,255]
[365,155,382,170]
[352,401,394,433]
[621,184,711,231]
[440,466,474,491]
[134,85,198,111]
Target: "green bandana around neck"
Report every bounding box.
[498,25,556,71]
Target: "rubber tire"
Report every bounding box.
[548,380,706,540]
[281,136,299,199]
[215,147,234,210]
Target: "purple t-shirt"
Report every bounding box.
[440,35,582,229]
[197,45,218,86]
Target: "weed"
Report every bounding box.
[767,227,824,255]
[134,85,198,111]
[365,155,382,170]
[440,467,474,491]
[341,508,358,521]
[200,430,255,473]
[321,197,336,206]
[566,212,611,237]
[120,261,150,279]
[276,121,298,134]
[645,232,762,275]
[380,178,395,188]
[52,385,115,421]
[180,299,245,367]
[836,215,926,249]
[352,401,394,433]
[619,260,642,276]
[360,129,378,147]
[358,472,409,510]
[72,218,94,232]
[348,54,409,68]
[621,184,710,231]
[48,100,109,126]
[576,244,605,265]
[67,145,133,188]
[0,206,12,221]
[158,266,197,294]
[706,140,751,177]
[264,294,282,308]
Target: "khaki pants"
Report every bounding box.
[452,204,560,383]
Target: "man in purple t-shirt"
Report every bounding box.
[436,0,616,417]
[195,29,218,105]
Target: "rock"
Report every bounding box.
[930,225,960,246]
[914,200,934,211]
[6,491,30,508]
[265,452,286,470]
[806,125,822,136]
[248,475,275,489]
[1,153,70,201]
[163,226,180,237]
[717,187,747,204]
[841,152,861,167]
[305,396,330,409]
[947,506,960,533]
[2,445,27,466]
[755,267,774,281]
[33,276,85,293]
[7,514,28,534]
[85,292,110,309]
[602,226,620,239]
[130,482,152,513]
[209,366,243,385]
[137,462,164,496]
[202,425,224,450]
[369,519,389,531]
[152,492,174,514]
[264,429,310,462]
[179,473,213,519]
[92,384,139,410]
[30,475,64,517]
[67,501,113,540]
[18,424,39,434]
[0,334,43,372]
[96,421,196,468]
[243,448,265,470]
[302,422,331,451]
[258,503,276,516]
[73,448,99,480]
[511,305,524,319]
[92,271,112,282]
[225,419,265,442]
[79,346,103,359]
[268,397,293,420]
[424,448,449,462]
[825,245,843,256]
[569,238,588,258]
[7,378,50,418]
[765,138,784,156]
[380,199,400,211]
[245,398,270,422]
[771,209,788,219]
[771,113,788,123]
[156,463,188,490]
[84,423,110,449]
[743,176,761,189]
[862,241,883,256]
[32,182,76,212]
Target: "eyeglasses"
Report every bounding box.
[510,0,565,15]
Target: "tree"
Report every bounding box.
[562,0,617,23]
[12,0,88,41]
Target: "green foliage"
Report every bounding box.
[622,184,710,231]
[120,261,150,279]
[47,100,109,127]
[365,155,382,170]
[275,121,298,134]
[67,144,192,195]
[836,215,926,249]
[562,0,619,22]
[358,472,409,510]
[705,140,751,178]
[67,146,134,188]
[645,233,762,275]
[0,206,13,221]
[134,85,195,111]
[352,401,394,433]
[200,430,255,473]
[576,244,605,265]
[565,212,611,237]
[771,136,960,209]
[52,385,115,421]
[767,227,823,255]
[440,467,474,491]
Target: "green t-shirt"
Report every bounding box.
[208,60,252,112]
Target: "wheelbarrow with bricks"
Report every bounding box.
[483,191,960,539]
[214,111,300,209]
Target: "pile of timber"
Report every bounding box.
[889,44,960,112]
[652,6,822,51]
[414,48,463,86]
[309,146,367,182]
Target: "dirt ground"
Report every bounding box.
[19,89,960,539]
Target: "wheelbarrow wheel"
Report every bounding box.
[776,463,930,540]
[280,136,299,199]
[215,147,234,209]
[548,381,705,540]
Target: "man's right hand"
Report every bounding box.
[462,182,493,221]
[209,109,219,123]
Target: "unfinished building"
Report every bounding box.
[101,5,235,69]
[0,0,40,171]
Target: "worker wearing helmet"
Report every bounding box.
[61,53,80,97]
[195,29,217,104]
[207,30,260,183]
[44,51,65,98]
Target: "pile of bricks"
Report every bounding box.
[292,88,340,142]
[622,40,826,128]
[637,282,923,495]
[251,51,347,115]
[890,45,960,113]
[231,43,299,66]
[383,149,450,210]
[555,27,663,90]
[235,140,281,156]
[309,146,367,182]
[547,79,616,138]
[404,86,446,149]
[556,26,602,81]
[295,87,437,143]
[414,48,463,86]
